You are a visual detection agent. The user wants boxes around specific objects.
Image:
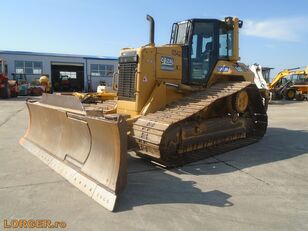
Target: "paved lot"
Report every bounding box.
[0,97,308,231]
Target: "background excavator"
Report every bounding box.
[269,66,308,101]
[20,15,267,211]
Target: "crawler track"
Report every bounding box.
[133,81,267,167]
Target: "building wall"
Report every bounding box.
[0,51,118,92]
[86,58,117,91]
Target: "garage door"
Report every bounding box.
[51,63,84,92]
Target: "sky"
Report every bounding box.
[2,0,308,77]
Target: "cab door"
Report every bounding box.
[189,21,218,84]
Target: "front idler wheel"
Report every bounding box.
[234,90,249,113]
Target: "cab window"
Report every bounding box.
[170,22,190,45]
[219,25,233,58]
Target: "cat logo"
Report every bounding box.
[160,56,174,71]
[217,66,230,72]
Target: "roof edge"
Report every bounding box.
[0,50,118,60]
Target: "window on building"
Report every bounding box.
[15,61,43,75]
[60,71,77,79]
[90,64,114,77]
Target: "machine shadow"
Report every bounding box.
[116,127,308,212]
[269,100,307,105]
[117,173,233,212]
[0,96,41,102]
[174,127,308,176]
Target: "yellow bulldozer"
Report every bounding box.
[20,15,268,211]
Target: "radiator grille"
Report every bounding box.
[118,62,137,100]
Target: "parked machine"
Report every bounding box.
[73,81,116,104]
[249,64,271,109]
[0,59,10,98]
[12,74,30,96]
[20,16,267,211]
[269,66,308,100]
[27,75,52,96]
[0,59,19,98]
[38,75,52,93]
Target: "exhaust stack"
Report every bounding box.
[146,15,155,45]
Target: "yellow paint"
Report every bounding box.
[117,100,139,116]
[208,61,254,86]
[230,17,240,62]
[116,17,255,121]
[117,45,183,117]
[155,45,182,81]
[141,81,167,115]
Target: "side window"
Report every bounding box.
[227,30,233,57]
[170,22,190,45]
[219,29,228,57]
[176,23,188,44]
[298,74,305,81]
[219,26,233,58]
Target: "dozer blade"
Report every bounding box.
[20,94,127,211]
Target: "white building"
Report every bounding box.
[0,50,118,92]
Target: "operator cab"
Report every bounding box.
[170,17,242,85]
[291,74,308,84]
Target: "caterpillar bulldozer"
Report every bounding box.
[20,15,267,211]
